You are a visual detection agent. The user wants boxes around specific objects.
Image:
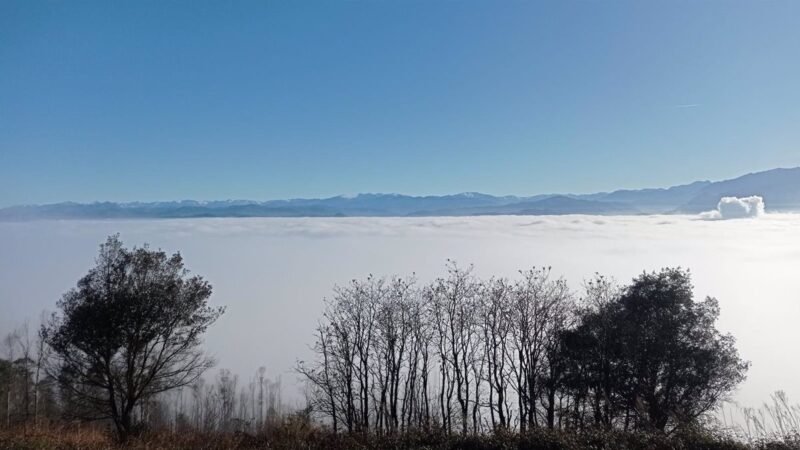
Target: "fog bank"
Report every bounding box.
[1,214,798,410]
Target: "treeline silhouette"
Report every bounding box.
[0,235,797,449]
[297,261,748,436]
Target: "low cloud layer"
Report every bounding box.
[701,196,765,220]
[1,214,799,411]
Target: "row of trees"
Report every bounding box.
[299,262,749,436]
[1,235,750,443]
[1,321,59,427]
[1,336,285,436]
[182,367,285,434]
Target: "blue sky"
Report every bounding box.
[1,0,798,206]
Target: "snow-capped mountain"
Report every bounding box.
[1,167,798,220]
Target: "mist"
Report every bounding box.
[1,214,798,411]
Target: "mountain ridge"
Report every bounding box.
[2,167,798,220]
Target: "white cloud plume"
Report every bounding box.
[700,196,765,220]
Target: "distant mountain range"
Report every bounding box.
[2,167,799,220]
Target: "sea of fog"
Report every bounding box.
[1,214,798,412]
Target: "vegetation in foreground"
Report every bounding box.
[2,421,800,450]
[1,235,797,449]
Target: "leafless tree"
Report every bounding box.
[428,261,481,435]
[372,276,415,434]
[481,277,513,430]
[508,267,570,430]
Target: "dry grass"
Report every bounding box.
[0,423,112,449]
[721,392,800,448]
[2,423,798,450]
[0,419,326,450]
[0,425,245,450]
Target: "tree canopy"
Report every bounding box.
[562,268,750,431]
[42,235,225,440]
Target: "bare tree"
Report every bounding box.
[402,288,431,431]
[428,261,481,435]
[508,267,570,430]
[481,277,513,430]
[299,276,383,433]
[12,323,33,422]
[3,331,16,428]
[33,312,52,426]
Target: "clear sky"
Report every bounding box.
[1,0,798,206]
